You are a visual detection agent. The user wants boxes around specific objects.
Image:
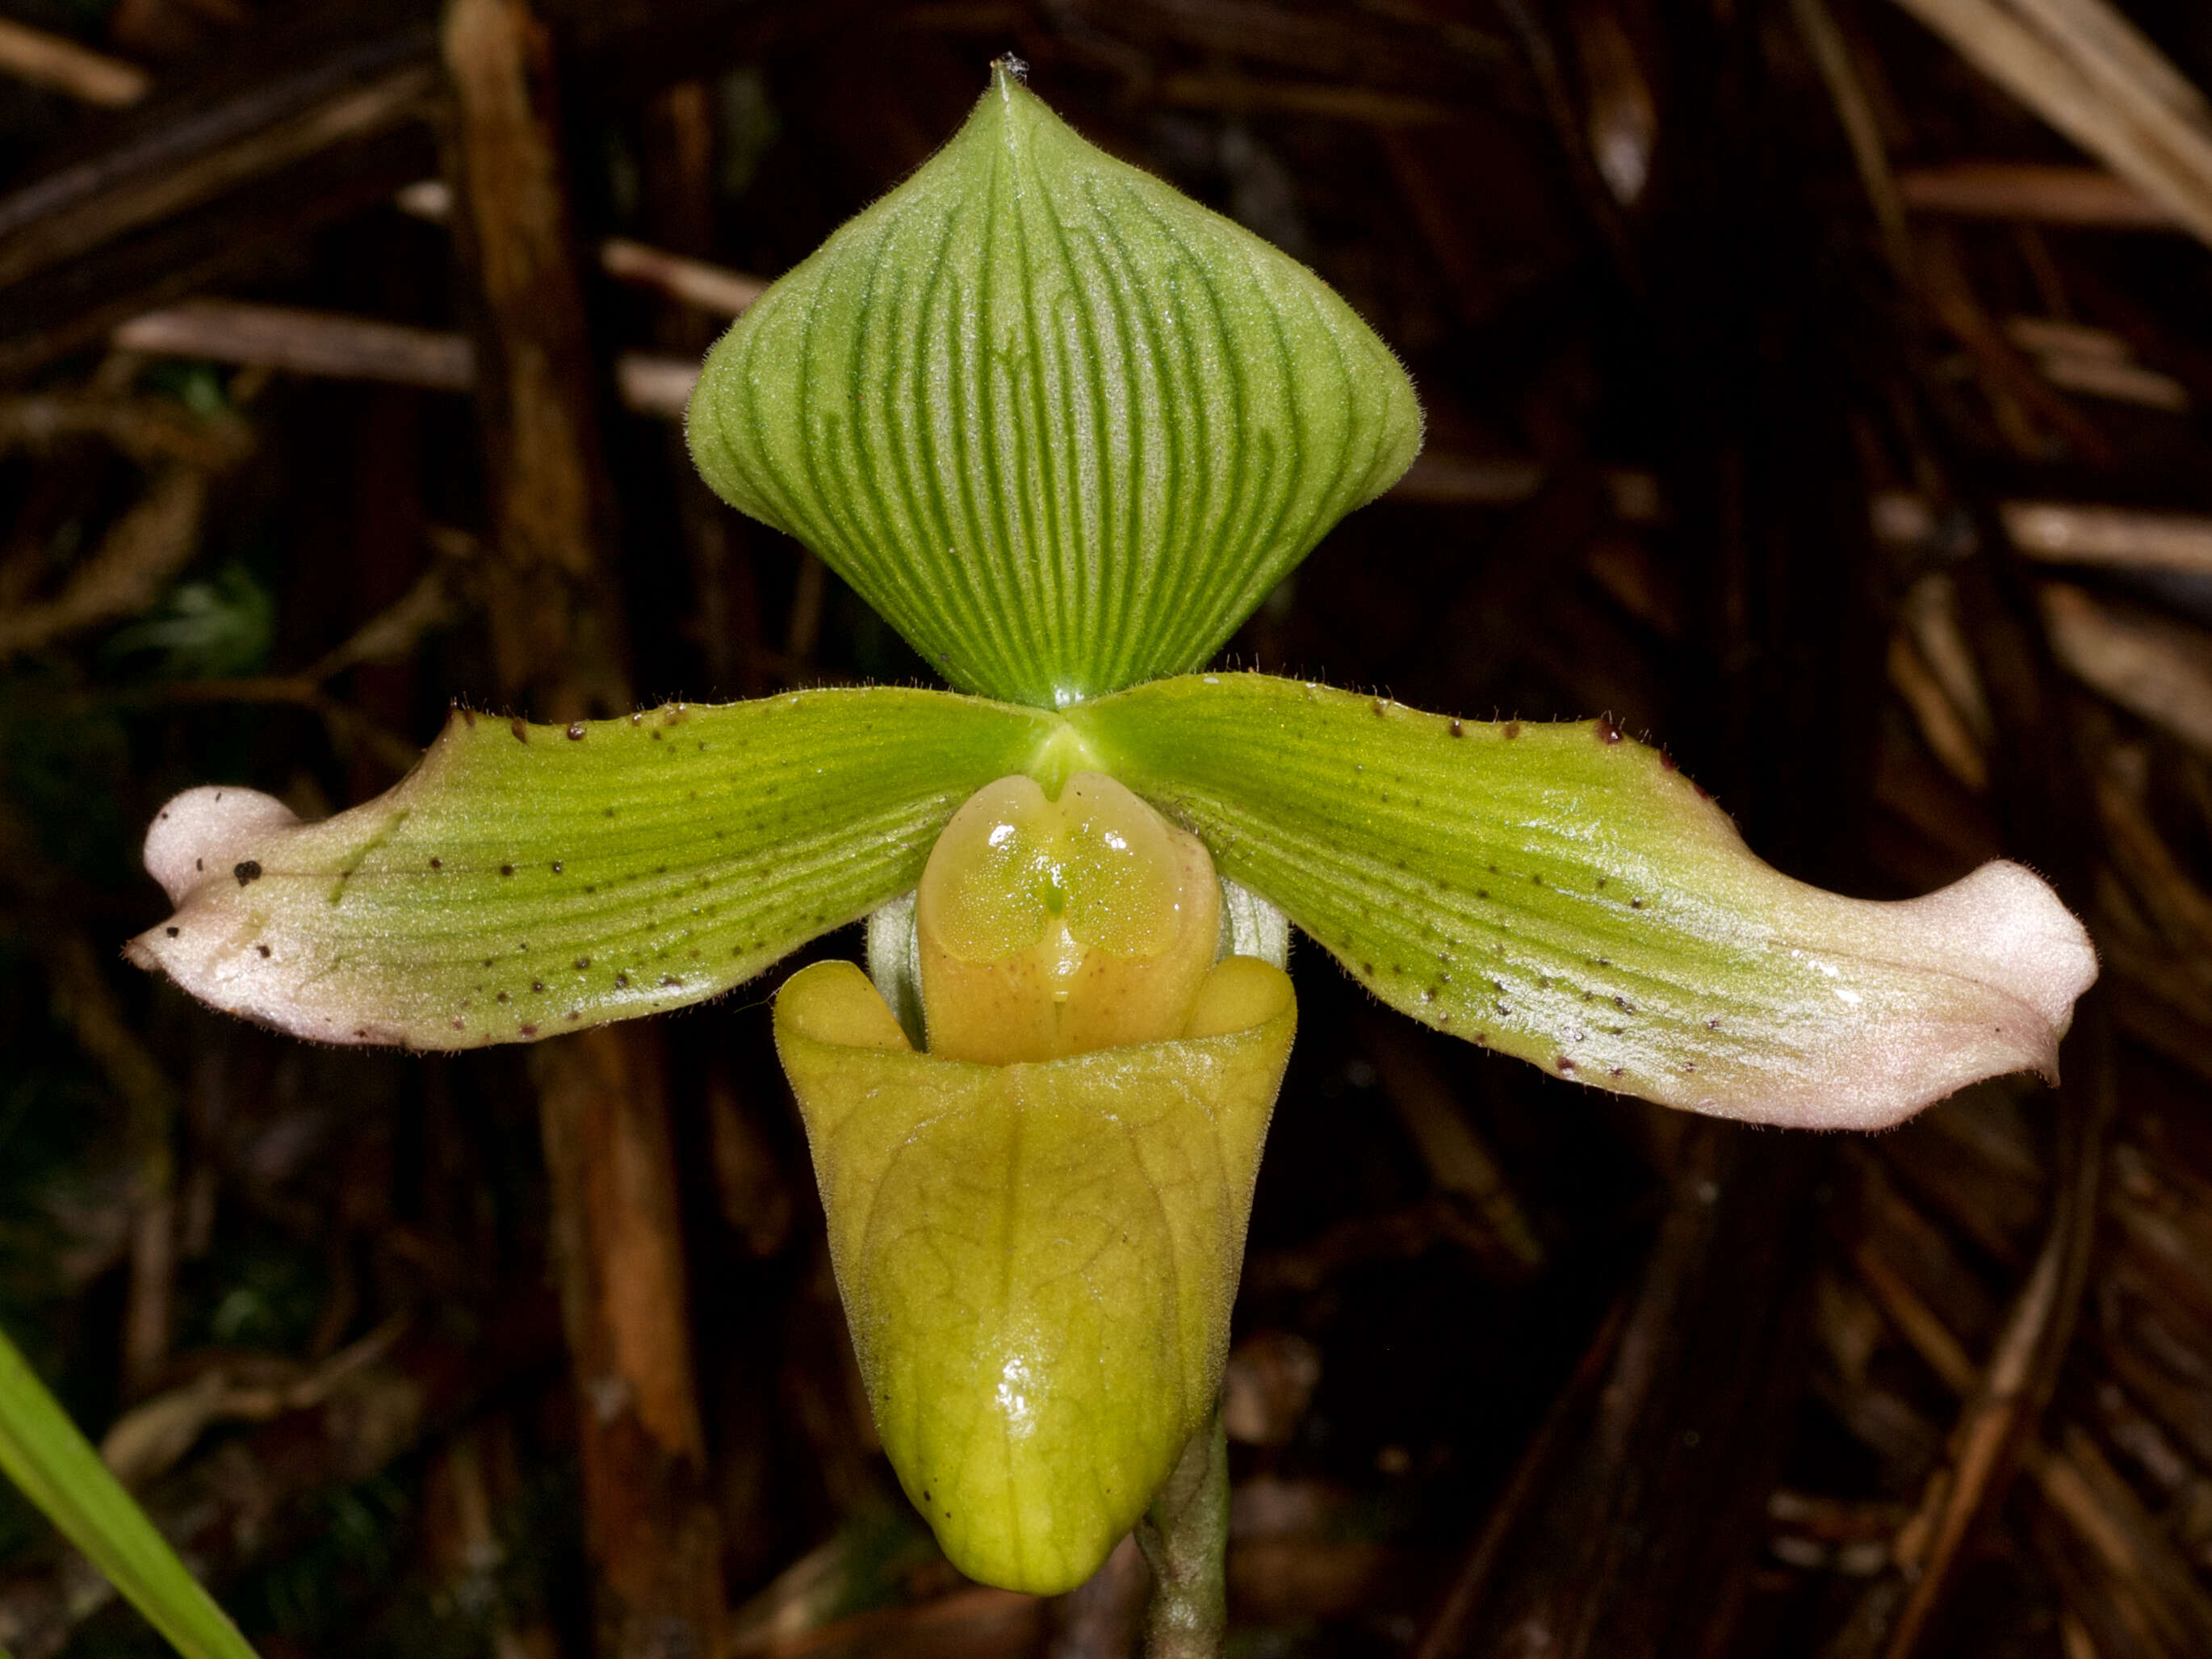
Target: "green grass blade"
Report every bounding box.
[0,1326,258,1659]
[128,686,1060,1049]
[1073,672,2097,1130]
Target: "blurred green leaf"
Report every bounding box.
[103,565,274,681]
[138,362,231,421]
[0,1324,259,1659]
[716,65,780,200]
[240,1474,408,1644]
[186,1233,327,1354]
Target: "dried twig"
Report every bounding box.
[115,299,474,389]
[2009,504,2212,576]
[0,392,253,470]
[1897,161,2177,226]
[0,1297,559,1659]
[2040,584,2212,756]
[1915,227,2117,463]
[0,19,149,107]
[0,463,210,662]
[400,178,770,315]
[1793,0,1917,284]
[1153,73,1458,126]
[1412,1295,1631,1659]
[1889,630,1990,791]
[1360,1016,1544,1272]
[1878,999,2113,1659]
[107,295,708,420]
[99,1313,410,1486]
[1885,0,2212,247]
[153,675,425,777]
[1850,1154,2212,1658]
[442,5,727,1654]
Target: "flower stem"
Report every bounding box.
[1137,1407,1229,1659]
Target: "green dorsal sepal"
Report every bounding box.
[686,64,1422,710]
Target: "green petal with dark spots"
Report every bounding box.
[685,65,1421,710]
[128,689,1060,1049]
[1070,672,2098,1130]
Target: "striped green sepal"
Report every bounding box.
[685,65,1422,710]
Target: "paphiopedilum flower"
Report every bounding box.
[129,65,2096,1596]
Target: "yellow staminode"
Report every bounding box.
[917,771,1221,1062]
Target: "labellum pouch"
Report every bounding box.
[773,953,1295,1594]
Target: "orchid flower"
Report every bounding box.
[128,65,2096,1601]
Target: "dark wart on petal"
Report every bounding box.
[234,861,262,885]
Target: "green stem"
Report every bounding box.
[1136,1407,1229,1659]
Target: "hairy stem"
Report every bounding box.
[1137,1408,1229,1659]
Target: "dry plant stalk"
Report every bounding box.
[440,1,725,1652]
[1885,0,2212,247]
[114,301,475,392]
[0,18,149,107]
[2007,503,2212,576]
[2040,584,2212,756]
[1897,161,2177,226]
[0,464,208,662]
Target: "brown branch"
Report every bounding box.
[0,18,442,293]
[0,464,209,661]
[1885,0,2212,248]
[41,929,180,1400]
[1429,1122,1822,1658]
[0,392,253,471]
[1916,226,2119,464]
[2039,584,2212,757]
[2005,503,2212,576]
[0,19,149,107]
[441,5,726,1656]
[1152,73,1459,125]
[1878,998,2114,1659]
[155,676,424,777]
[114,299,475,389]
[404,178,773,315]
[1792,0,1917,286]
[1846,1120,2212,1659]
[1897,162,2179,227]
[1412,1295,1631,1659]
[106,295,709,419]
[1360,1015,1544,1274]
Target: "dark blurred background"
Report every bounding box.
[2,2,2212,1657]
